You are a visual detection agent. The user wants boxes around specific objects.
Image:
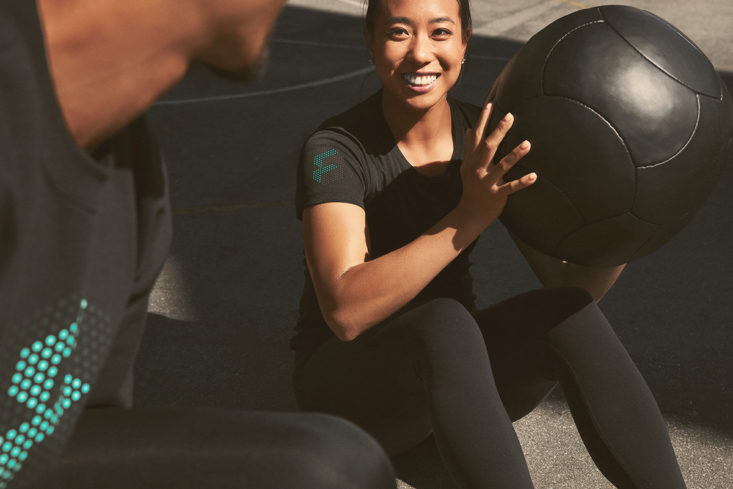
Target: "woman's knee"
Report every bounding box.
[381,298,488,376]
[481,287,594,340]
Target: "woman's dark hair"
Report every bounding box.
[364,0,472,37]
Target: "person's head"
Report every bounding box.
[195,0,288,83]
[363,0,471,110]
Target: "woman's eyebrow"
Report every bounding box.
[430,17,455,24]
[385,16,456,25]
[386,16,412,25]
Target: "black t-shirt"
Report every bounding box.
[0,1,171,487]
[292,91,481,351]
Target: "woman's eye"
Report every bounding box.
[433,28,452,38]
[387,28,409,39]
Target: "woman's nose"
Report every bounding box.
[407,33,432,64]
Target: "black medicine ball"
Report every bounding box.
[488,5,733,266]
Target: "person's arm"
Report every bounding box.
[304,201,486,341]
[36,0,285,151]
[510,232,626,301]
[304,104,537,341]
[36,0,200,150]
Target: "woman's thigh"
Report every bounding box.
[294,329,429,454]
[293,298,481,455]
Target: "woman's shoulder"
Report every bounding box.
[305,91,391,155]
[318,92,381,131]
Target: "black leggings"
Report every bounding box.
[35,408,397,489]
[293,287,687,489]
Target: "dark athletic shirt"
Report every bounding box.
[292,91,481,351]
[0,1,171,487]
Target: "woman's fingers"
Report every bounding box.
[473,103,493,150]
[492,139,530,176]
[479,111,514,169]
[467,109,536,195]
[499,170,537,195]
[495,140,536,194]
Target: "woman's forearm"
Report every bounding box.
[316,207,486,340]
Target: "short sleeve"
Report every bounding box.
[295,129,367,219]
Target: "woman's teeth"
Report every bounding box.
[402,73,439,86]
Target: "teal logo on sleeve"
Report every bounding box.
[312,149,339,183]
[0,299,91,488]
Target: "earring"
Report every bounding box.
[461,58,466,64]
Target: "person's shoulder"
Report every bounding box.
[305,92,384,151]
[296,96,380,218]
[317,91,381,132]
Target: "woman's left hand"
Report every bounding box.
[457,102,537,228]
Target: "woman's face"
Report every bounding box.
[368,0,469,111]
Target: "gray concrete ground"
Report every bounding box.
[138,1,733,487]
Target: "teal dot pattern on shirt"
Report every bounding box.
[312,149,339,183]
[0,296,111,489]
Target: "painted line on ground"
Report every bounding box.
[154,66,375,106]
[271,38,365,50]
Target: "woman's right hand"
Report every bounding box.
[458,103,537,227]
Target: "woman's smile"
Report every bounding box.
[401,72,441,92]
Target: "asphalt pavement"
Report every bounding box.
[137,1,733,487]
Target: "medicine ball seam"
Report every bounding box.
[635,95,701,169]
[599,10,721,100]
[556,213,654,266]
[629,208,692,227]
[541,19,604,95]
[623,229,654,263]
[506,163,587,258]
[544,94,627,152]
[510,163,583,224]
[545,92,699,170]
[600,5,710,67]
[561,209,641,233]
[698,91,724,103]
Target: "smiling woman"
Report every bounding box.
[366,0,470,117]
[290,0,690,488]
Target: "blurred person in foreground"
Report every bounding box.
[0,0,396,487]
